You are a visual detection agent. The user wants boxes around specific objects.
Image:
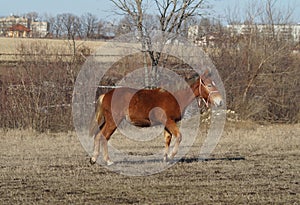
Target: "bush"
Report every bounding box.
[0,41,87,131]
[210,30,300,123]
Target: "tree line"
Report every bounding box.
[24,1,205,41]
[23,12,115,39]
[26,11,195,40]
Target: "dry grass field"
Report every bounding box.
[0,37,106,61]
[0,121,299,204]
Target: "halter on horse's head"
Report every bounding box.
[198,70,223,107]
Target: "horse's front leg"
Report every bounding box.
[169,132,182,160]
[163,129,172,162]
[165,120,182,160]
[90,131,102,165]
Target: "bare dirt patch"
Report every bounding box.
[0,122,299,204]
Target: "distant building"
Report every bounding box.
[7,24,30,38]
[30,21,49,38]
[188,24,300,47]
[0,15,29,36]
[188,25,219,47]
[227,24,300,42]
[0,14,49,38]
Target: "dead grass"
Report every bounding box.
[0,122,299,204]
[0,37,106,61]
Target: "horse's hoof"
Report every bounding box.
[106,160,114,166]
[90,157,96,165]
[163,155,169,163]
[168,153,175,160]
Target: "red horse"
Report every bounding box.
[89,70,223,165]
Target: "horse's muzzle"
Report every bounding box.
[213,97,223,107]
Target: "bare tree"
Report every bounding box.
[60,13,82,40]
[155,0,206,33]
[51,14,64,38]
[25,11,39,21]
[263,0,295,25]
[96,20,105,38]
[115,15,134,36]
[225,3,242,25]
[81,13,98,39]
[43,14,55,37]
[59,13,83,57]
[111,0,207,87]
[111,0,151,86]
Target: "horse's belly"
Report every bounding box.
[126,109,165,127]
[127,117,152,127]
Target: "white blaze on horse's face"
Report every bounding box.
[211,92,223,107]
[209,80,223,107]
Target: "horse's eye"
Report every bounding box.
[207,84,212,88]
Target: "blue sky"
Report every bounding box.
[0,0,299,24]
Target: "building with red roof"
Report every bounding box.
[7,24,31,38]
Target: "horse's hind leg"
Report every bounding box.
[165,120,182,160]
[90,121,116,166]
[90,128,102,165]
[163,129,172,162]
[100,134,114,166]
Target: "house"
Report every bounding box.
[0,14,49,38]
[7,24,30,38]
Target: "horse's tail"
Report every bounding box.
[89,94,105,137]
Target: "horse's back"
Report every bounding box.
[132,88,178,108]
